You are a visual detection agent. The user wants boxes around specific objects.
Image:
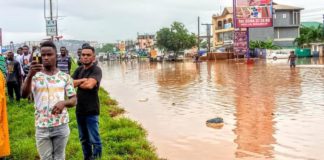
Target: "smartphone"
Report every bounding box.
[33,52,42,64]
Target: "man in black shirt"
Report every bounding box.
[72,45,102,159]
[6,51,22,102]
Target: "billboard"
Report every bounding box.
[234,0,273,28]
[234,28,249,55]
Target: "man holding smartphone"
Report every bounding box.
[22,41,77,159]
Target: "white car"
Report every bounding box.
[267,49,292,60]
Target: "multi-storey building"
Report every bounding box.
[212,3,304,49]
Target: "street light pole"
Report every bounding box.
[198,16,200,54]
[322,14,324,37]
[49,0,54,41]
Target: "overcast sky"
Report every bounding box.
[1,0,324,45]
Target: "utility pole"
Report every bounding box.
[49,0,54,41]
[198,16,200,53]
[44,0,58,41]
[202,23,213,53]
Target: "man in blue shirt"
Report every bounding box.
[57,46,71,74]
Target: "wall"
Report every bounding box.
[273,10,300,27]
[249,27,274,41]
[273,40,294,47]
[274,27,299,39]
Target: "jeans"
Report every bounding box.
[76,115,102,159]
[36,124,70,160]
[7,81,20,102]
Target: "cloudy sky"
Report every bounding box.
[1,0,323,45]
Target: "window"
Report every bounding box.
[292,11,300,25]
[283,14,287,19]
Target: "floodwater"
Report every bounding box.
[99,57,324,160]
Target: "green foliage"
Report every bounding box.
[200,40,207,49]
[156,21,196,55]
[97,43,115,53]
[294,25,324,48]
[249,40,281,49]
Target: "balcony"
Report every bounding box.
[215,27,234,33]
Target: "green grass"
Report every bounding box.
[6,61,159,160]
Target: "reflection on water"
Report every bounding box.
[100,58,324,160]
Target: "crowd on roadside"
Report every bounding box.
[0,41,103,160]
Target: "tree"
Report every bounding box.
[156,22,196,56]
[249,40,280,49]
[293,34,308,48]
[200,40,207,49]
[294,25,324,48]
[97,43,115,53]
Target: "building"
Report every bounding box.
[212,7,234,50]
[212,3,304,49]
[137,34,155,50]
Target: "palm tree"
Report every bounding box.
[294,25,324,48]
[308,26,322,42]
[294,34,308,48]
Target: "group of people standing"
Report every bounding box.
[0,41,103,160]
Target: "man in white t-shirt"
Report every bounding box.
[22,41,76,159]
[15,47,25,78]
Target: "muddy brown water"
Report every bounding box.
[100,58,324,160]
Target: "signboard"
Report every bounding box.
[46,20,57,36]
[224,23,232,29]
[234,28,249,55]
[234,0,273,28]
[118,41,125,52]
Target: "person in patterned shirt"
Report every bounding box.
[22,41,77,160]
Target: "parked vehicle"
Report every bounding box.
[267,49,292,60]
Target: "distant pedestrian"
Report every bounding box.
[22,45,32,77]
[77,48,82,66]
[72,45,102,159]
[15,47,25,78]
[15,47,24,65]
[21,41,77,160]
[6,51,22,103]
[288,51,297,68]
[0,70,10,160]
[57,46,71,74]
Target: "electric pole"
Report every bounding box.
[202,23,213,53]
[50,0,53,41]
[198,16,200,54]
[44,0,58,41]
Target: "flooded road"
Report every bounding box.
[100,58,324,160]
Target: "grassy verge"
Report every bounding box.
[6,62,159,160]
